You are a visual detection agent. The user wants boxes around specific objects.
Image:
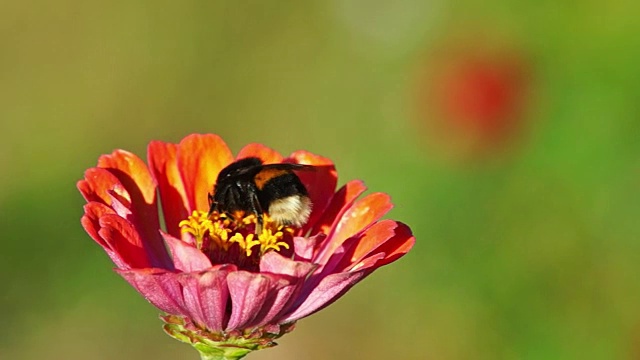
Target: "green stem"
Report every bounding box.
[196,346,251,360]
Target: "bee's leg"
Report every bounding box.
[207,193,216,215]
[255,214,264,235]
[248,192,264,234]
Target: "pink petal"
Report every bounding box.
[280,270,367,323]
[309,180,367,235]
[178,265,234,332]
[106,190,133,218]
[163,232,212,272]
[284,222,415,323]
[226,271,289,331]
[98,214,152,269]
[254,252,318,326]
[147,141,189,239]
[116,268,187,316]
[292,234,324,262]
[176,134,234,212]
[285,151,337,235]
[97,150,172,268]
[236,143,284,164]
[260,251,317,276]
[196,268,233,332]
[316,192,393,265]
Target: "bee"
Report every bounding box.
[208,157,313,233]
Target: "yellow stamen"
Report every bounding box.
[179,210,291,257]
[179,211,213,250]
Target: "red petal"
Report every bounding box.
[148,141,189,239]
[176,134,234,212]
[348,253,386,273]
[81,202,128,269]
[81,202,116,248]
[316,192,394,264]
[309,180,367,235]
[236,143,284,164]
[78,168,130,206]
[98,214,152,269]
[226,271,289,331]
[285,151,337,235]
[116,268,188,316]
[163,233,212,272]
[339,219,396,267]
[360,221,415,268]
[97,150,172,268]
[332,220,415,272]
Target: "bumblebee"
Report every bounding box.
[208,157,313,233]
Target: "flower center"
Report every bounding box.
[179,211,293,270]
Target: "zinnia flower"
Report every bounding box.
[78,134,415,359]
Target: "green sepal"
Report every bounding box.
[161,314,295,360]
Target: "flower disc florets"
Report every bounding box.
[179,211,293,272]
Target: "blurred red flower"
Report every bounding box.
[415,42,532,157]
[77,134,414,358]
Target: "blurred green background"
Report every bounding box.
[1,1,639,359]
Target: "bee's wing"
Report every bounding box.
[260,163,316,171]
[231,163,265,176]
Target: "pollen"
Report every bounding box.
[179,211,292,260]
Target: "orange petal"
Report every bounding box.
[316,192,394,264]
[176,134,234,212]
[148,141,189,239]
[309,180,367,235]
[98,150,157,206]
[236,143,284,164]
[285,151,337,235]
[97,150,171,267]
